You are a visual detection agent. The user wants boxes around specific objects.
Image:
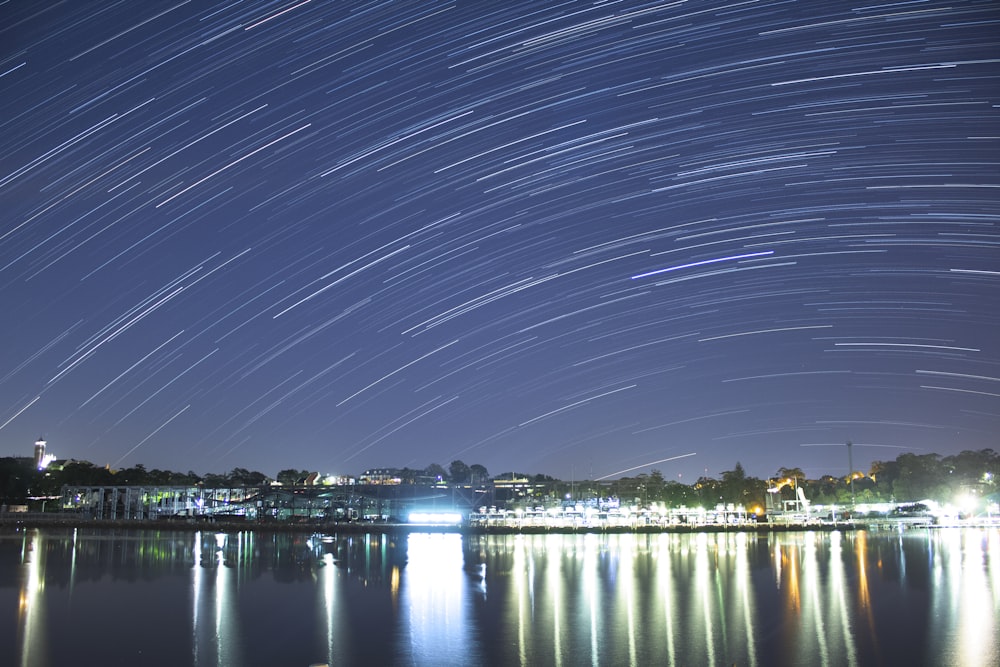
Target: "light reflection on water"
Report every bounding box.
[400,533,479,663]
[1,526,998,666]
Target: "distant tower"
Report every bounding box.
[33,438,47,469]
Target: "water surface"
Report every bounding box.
[2,526,997,666]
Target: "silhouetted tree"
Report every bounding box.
[50,461,114,487]
[694,476,722,507]
[470,464,489,484]
[397,467,420,484]
[942,449,1000,492]
[661,480,698,507]
[425,463,447,482]
[227,468,268,486]
[775,467,806,485]
[720,462,746,504]
[449,460,471,484]
[276,469,310,485]
[115,464,151,486]
[0,457,35,505]
[869,459,900,501]
[167,470,200,485]
[720,462,765,507]
[201,473,228,488]
[892,453,947,501]
[646,469,666,501]
[810,475,842,505]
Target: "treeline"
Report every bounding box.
[1,450,997,509]
[586,450,1000,510]
[0,458,497,505]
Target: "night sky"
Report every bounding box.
[1,1,997,482]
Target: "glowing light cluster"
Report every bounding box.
[408,512,464,525]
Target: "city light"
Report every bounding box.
[408,512,464,525]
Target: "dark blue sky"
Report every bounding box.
[1,1,997,481]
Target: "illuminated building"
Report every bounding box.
[33,438,55,470]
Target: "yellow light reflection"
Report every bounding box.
[854,530,878,660]
[784,542,801,614]
[855,531,870,611]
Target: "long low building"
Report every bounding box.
[61,483,492,522]
[470,503,756,529]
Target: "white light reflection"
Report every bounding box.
[18,529,47,667]
[618,535,637,666]
[773,541,782,590]
[694,532,716,665]
[713,533,730,650]
[545,534,563,667]
[513,534,528,664]
[222,534,244,666]
[584,533,600,667]
[69,528,78,599]
[191,531,244,667]
[802,532,830,665]
[401,533,473,664]
[734,532,758,667]
[192,531,202,666]
[989,530,1000,616]
[657,533,677,665]
[956,530,998,666]
[828,531,858,667]
[929,529,964,662]
[319,548,349,666]
[322,551,335,649]
[214,533,228,665]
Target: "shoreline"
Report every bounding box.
[1,514,976,534]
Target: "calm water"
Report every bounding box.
[1,526,997,666]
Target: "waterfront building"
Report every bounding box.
[33,438,55,470]
[360,468,403,484]
[59,480,490,522]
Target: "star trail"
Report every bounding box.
[1,1,997,481]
